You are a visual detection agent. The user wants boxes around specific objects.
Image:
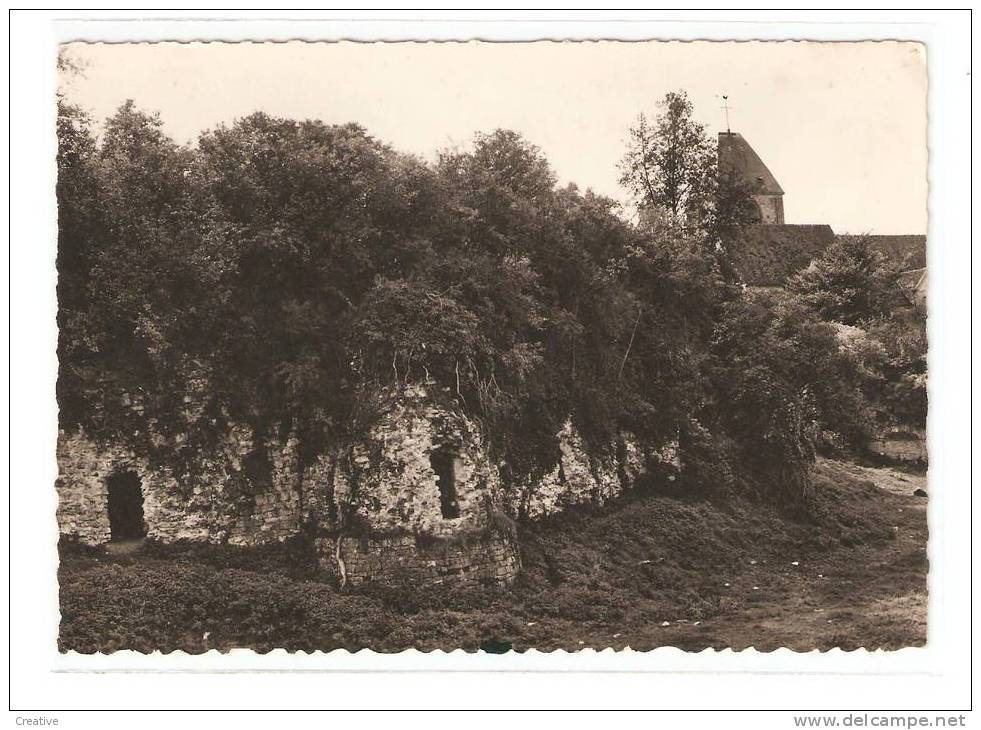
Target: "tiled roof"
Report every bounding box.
[729,224,836,286]
[718,132,784,196]
[837,234,927,269]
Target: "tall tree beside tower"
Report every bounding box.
[619,91,756,272]
[619,91,715,223]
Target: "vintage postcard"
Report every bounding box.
[53,38,929,657]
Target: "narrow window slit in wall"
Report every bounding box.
[431,448,460,519]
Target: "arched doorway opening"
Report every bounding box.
[106,470,146,541]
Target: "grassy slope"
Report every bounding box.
[58,458,927,653]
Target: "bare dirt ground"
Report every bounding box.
[607,459,928,652]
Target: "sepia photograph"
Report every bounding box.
[51,38,933,656]
[8,5,979,718]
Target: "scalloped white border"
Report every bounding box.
[8,9,972,712]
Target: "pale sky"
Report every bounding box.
[60,40,927,235]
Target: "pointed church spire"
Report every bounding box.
[717,131,786,224]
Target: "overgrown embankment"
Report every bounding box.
[58,459,926,653]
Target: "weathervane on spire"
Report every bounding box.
[721,95,732,133]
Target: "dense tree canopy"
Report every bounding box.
[58,94,891,503]
[786,234,901,326]
[618,90,757,273]
[707,290,872,499]
[785,234,926,434]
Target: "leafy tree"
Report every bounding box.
[707,290,871,501]
[786,236,926,436]
[840,310,927,431]
[56,98,106,425]
[620,92,714,221]
[786,234,901,325]
[619,91,756,259]
[194,114,441,451]
[56,96,883,513]
[867,311,927,429]
[57,99,201,437]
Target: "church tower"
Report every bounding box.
[718,132,785,224]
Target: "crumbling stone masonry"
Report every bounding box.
[57,383,679,587]
[867,429,927,463]
[56,426,303,547]
[517,420,681,520]
[316,533,520,586]
[325,384,504,538]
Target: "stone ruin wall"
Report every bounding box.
[307,390,679,585]
[306,384,520,586]
[56,430,117,546]
[328,385,503,538]
[57,384,679,587]
[316,534,520,587]
[867,429,928,463]
[57,425,304,548]
[516,419,681,520]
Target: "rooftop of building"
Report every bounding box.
[729,224,836,287]
[718,131,784,196]
[837,234,927,270]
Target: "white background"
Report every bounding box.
[5,8,974,718]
